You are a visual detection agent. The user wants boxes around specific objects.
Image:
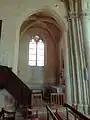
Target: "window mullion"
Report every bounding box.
[36,42,37,66]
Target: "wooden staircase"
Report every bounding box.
[0,65,32,107]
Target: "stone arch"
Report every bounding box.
[20,21,56,45]
[19,7,67,37]
[13,6,67,73]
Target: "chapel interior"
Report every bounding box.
[0,0,90,120]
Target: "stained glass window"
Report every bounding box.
[29,36,44,66]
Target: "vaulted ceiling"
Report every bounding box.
[20,12,61,44]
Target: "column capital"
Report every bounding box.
[80,10,90,19]
[66,10,90,21]
[65,11,78,21]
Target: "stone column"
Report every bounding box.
[63,30,72,104]
[77,17,89,113]
[64,0,77,106]
[81,7,90,113]
[63,0,90,113]
[72,0,88,113]
[64,0,88,111]
[68,19,77,105]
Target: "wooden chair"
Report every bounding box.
[2,108,16,120]
[32,93,42,107]
[51,93,65,106]
[26,107,40,120]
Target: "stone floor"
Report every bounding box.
[15,106,66,120]
[6,101,90,120]
[15,107,89,120]
[15,102,78,120]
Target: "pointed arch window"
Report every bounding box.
[29,36,44,66]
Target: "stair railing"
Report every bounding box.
[64,103,90,120]
[46,105,58,120]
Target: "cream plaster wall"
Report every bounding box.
[0,0,67,74]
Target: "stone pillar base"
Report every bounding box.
[83,104,88,114]
[77,104,89,114]
[77,104,84,113]
[87,105,90,114]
